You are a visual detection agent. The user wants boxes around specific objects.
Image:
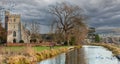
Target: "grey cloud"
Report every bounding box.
[1,0,120,33]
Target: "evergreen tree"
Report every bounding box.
[95,34,100,43]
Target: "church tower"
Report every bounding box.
[5,11,21,43]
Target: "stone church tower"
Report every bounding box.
[5,11,30,43]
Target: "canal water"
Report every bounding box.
[38,46,120,64]
[38,53,65,64]
[83,45,119,64]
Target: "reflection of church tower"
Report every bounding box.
[5,11,21,43]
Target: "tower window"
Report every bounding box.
[14,25,15,28]
[5,16,8,22]
[14,19,16,22]
[13,31,16,37]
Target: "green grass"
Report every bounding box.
[33,46,70,51]
[3,46,70,52]
[33,46,50,51]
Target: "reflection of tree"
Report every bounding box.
[55,53,65,64]
[55,55,61,64]
[39,53,65,64]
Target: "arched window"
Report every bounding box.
[13,31,16,37]
[14,19,16,22]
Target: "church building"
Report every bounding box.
[5,11,30,43]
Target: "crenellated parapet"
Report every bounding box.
[5,11,20,18]
[8,14,21,18]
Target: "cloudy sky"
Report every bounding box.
[0,0,120,33]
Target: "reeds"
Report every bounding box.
[0,46,68,64]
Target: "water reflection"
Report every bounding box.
[38,46,120,64]
[38,53,65,64]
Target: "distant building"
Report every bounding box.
[5,11,30,43]
[87,27,96,43]
[98,32,120,43]
[84,27,96,43]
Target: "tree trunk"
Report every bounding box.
[67,39,70,46]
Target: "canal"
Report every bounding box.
[38,46,120,64]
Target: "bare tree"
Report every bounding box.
[25,22,41,43]
[49,3,88,45]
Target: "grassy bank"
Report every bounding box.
[0,46,69,64]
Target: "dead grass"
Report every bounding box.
[0,46,69,64]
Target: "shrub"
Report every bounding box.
[95,34,100,43]
[33,39,37,42]
[70,37,76,45]
[30,39,37,43]
[19,40,24,43]
[13,39,16,43]
[64,41,68,45]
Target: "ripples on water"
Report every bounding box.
[83,45,119,64]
